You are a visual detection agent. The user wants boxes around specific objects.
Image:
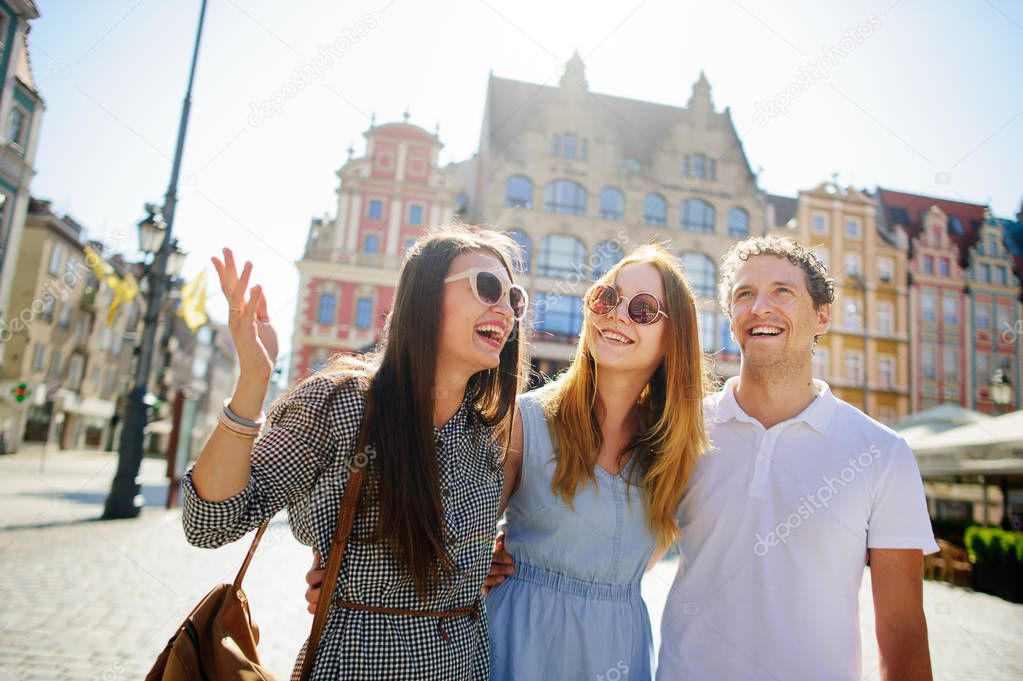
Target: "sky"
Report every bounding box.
[24,0,1023,372]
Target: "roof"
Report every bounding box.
[896,403,994,448]
[482,70,757,180]
[767,193,797,228]
[911,408,1023,456]
[877,187,986,264]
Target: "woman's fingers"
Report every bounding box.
[257,285,270,322]
[223,248,237,281]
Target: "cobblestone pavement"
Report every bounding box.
[1,447,1021,680]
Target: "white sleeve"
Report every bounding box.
[866,435,939,554]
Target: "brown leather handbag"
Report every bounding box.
[146,396,371,681]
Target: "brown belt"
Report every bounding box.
[332,596,481,643]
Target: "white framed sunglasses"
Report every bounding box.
[444,267,529,321]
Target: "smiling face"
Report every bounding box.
[437,251,516,378]
[584,262,668,374]
[728,254,831,373]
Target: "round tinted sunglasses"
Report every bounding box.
[445,268,529,321]
[587,284,668,325]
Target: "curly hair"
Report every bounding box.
[718,236,836,342]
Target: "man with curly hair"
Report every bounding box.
[657,236,937,681]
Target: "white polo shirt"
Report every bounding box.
[657,377,938,681]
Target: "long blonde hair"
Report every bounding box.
[542,244,709,551]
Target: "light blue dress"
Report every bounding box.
[486,385,657,681]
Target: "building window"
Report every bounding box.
[643,194,667,227]
[40,295,54,322]
[814,247,830,270]
[367,199,383,220]
[684,153,715,181]
[551,134,560,157]
[922,256,934,275]
[563,133,577,159]
[995,266,1008,286]
[317,293,336,325]
[537,234,586,277]
[943,347,958,381]
[879,356,895,389]
[699,311,716,352]
[592,239,624,280]
[506,229,531,273]
[505,176,533,208]
[996,305,1012,339]
[49,350,63,378]
[408,204,424,225]
[845,298,863,330]
[942,296,957,326]
[976,303,991,330]
[939,258,950,277]
[545,180,587,216]
[8,105,27,148]
[719,314,739,354]
[355,297,373,329]
[844,253,862,278]
[403,238,416,253]
[31,344,45,372]
[67,355,85,391]
[921,293,936,323]
[680,252,716,297]
[599,187,624,220]
[844,219,862,239]
[844,352,862,383]
[680,199,715,233]
[534,293,583,338]
[877,302,894,334]
[813,348,829,380]
[727,207,749,238]
[812,214,828,234]
[877,257,894,284]
[363,234,379,253]
[979,263,992,283]
[922,345,936,380]
[49,242,65,276]
[57,302,72,329]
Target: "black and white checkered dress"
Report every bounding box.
[181,374,504,680]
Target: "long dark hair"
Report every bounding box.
[290,225,526,598]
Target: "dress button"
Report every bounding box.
[441,486,451,498]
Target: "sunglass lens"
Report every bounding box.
[475,271,503,305]
[509,286,527,319]
[589,285,618,315]
[629,294,660,324]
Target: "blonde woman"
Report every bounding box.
[482,244,709,681]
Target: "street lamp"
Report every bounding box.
[991,369,1013,413]
[102,0,209,519]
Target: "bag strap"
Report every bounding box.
[297,389,374,681]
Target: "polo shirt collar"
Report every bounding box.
[711,375,837,433]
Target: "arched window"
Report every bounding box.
[680,252,716,297]
[363,234,379,253]
[599,187,624,220]
[591,239,624,280]
[505,176,533,208]
[727,207,749,238]
[505,229,532,273]
[681,199,715,233]
[534,293,583,339]
[545,180,587,215]
[538,234,586,277]
[643,194,667,227]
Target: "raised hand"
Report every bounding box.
[211,247,278,382]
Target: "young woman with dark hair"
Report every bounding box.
[182,225,529,679]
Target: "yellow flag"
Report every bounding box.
[83,245,113,282]
[178,268,208,333]
[106,272,140,326]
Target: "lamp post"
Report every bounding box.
[102,0,208,519]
